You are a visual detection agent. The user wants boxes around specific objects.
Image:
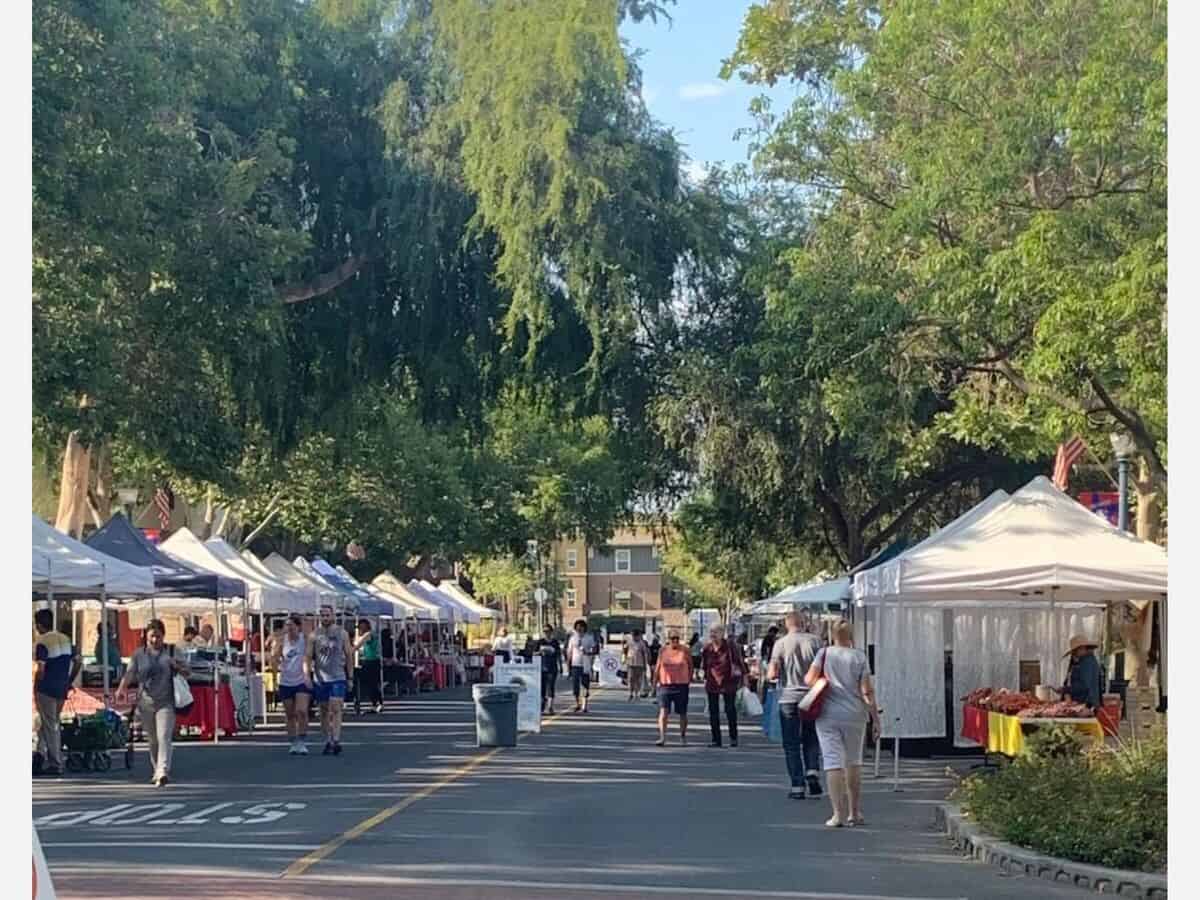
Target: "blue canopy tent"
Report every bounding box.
[86,514,247,600]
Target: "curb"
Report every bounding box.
[935,802,1167,899]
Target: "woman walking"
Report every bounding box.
[275,615,313,754]
[804,620,880,827]
[353,619,383,715]
[654,631,693,746]
[700,624,745,748]
[116,619,190,787]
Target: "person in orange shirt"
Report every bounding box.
[654,631,694,747]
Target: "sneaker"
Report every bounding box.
[709,740,722,748]
[322,742,333,756]
[374,703,384,715]
[788,787,806,800]
[730,738,739,748]
[296,742,309,756]
[825,816,844,828]
[288,742,299,756]
[655,737,666,747]
[155,776,169,788]
[806,774,823,797]
[332,741,343,756]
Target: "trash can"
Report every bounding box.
[473,684,521,748]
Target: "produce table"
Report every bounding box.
[985,712,1103,756]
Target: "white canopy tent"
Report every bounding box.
[372,573,447,622]
[853,479,1167,743]
[747,577,850,618]
[430,580,496,620]
[256,553,341,608]
[204,538,315,613]
[33,515,156,597]
[417,579,481,625]
[334,566,424,622]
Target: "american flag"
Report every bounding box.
[1052,437,1087,490]
[154,485,175,532]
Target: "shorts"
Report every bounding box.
[278,683,311,702]
[312,680,348,704]
[658,685,690,715]
[815,718,867,770]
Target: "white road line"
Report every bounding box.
[44,842,320,851]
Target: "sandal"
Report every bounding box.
[655,738,665,747]
[824,816,845,828]
[848,815,866,827]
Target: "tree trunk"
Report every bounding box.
[1135,459,1162,544]
[54,431,91,538]
[200,485,216,540]
[92,440,113,523]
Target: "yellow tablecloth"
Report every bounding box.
[986,712,1104,756]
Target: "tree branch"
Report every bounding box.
[276,253,371,305]
[239,490,285,549]
[1086,372,1168,489]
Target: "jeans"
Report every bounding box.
[707,691,738,744]
[137,697,176,780]
[541,670,557,703]
[35,692,65,771]
[570,666,591,700]
[779,700,823,786]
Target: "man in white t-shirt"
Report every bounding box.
[565,619,598,713]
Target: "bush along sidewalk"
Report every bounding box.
[952,725,1166,874]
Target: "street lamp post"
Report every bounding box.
[1109,432,1136,532]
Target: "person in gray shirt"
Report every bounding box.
[768,612,823,799]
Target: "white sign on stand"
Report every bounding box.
[493,661,542,733]
[596,648,623,688]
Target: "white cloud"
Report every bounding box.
[679,82,731,101]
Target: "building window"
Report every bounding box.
[565,588,577,608]
[615,549,631,573]
[615,590,632,611]
[566,549,578,570]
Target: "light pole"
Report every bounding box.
[1109,432,1136,532]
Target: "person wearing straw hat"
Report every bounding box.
[1060,635,1103,710]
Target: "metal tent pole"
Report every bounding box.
[212,596,220,745]
[259,611,269,726]
[101,586,110,704]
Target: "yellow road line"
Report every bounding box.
[282,709,566,879]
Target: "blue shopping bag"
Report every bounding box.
[762,687,782,743]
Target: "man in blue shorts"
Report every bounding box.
[307,606,354,756]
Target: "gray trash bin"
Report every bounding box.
[473,684,520,747]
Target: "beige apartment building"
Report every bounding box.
[549,525,685,634]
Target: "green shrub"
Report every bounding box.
[953,729,1166,873]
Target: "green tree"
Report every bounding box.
[724,0,1167,497]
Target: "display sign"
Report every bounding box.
[596,648,623,688]
[1078,491,1120,527]
[492,661,542,733]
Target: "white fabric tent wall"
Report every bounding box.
[951,610,1020,746]
[873,605,945,739]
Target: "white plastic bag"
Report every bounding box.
[738,686,763,717]
[173,674,194,714]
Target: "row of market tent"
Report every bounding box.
[741,476,1167,745]
[33,513,497,737]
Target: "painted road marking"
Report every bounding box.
[281,710,568,879]
[44,842,321,852]
[34,801,306,829]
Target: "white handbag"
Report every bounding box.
[173,674,194,714]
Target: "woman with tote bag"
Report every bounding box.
[116,619,191,787]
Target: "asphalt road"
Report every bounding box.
[35,681,1088,900]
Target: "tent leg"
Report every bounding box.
[260,613,269,726]
[213,597,220,745]
[101,589,110,705]
[893,725,901,792]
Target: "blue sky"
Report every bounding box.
[620,1,799,178]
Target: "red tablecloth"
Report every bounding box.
[176,684,236,739]
[432,661,447,690]
[961,704,989,746]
